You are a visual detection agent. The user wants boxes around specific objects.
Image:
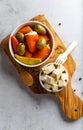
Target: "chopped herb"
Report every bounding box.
[48,72,52,75]
[54,64,58,68]
[58,86,63,90]
[65,80,67,82]
[50,88,53,90]
[41,71,44,75]
[62,70,66,73]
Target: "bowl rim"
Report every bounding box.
[9,20,54,67]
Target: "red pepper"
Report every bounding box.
[11,36,19,53]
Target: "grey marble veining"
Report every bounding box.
[0,0,83,130]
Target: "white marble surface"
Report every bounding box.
[0,0,83,130]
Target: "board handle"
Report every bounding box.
[54,78,83,120]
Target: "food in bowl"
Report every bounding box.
[39,63,68,92]
[9,21,54,67]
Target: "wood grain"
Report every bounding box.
[1,35,33,87]
[1,14,83,120]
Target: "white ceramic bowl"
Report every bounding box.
[39,63,68,92]
[9,21,54,67]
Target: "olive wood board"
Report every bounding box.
[1,14,83,120]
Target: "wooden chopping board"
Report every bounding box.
[1,14,83,120]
